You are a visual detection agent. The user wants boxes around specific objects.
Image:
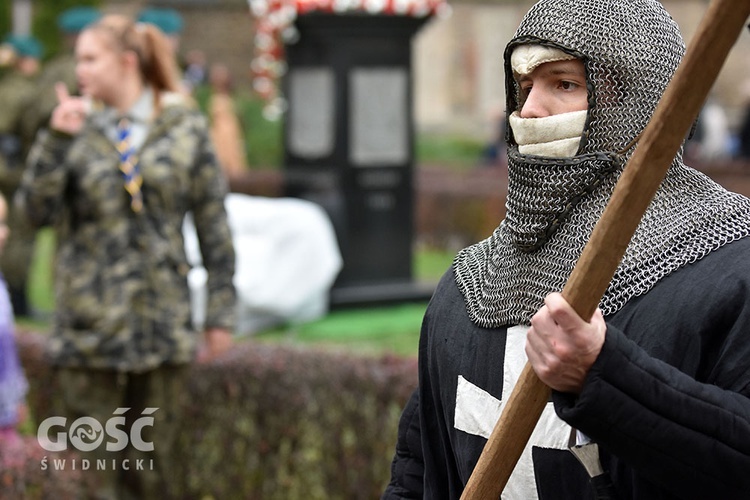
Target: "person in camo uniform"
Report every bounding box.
[0,34,44,317]
[17,14,236,499]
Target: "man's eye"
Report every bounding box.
[560,81,578,91]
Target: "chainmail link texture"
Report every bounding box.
[454,0,750,327]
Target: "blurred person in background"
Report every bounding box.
[16,14,236,499]
[0,34,44,317]
[0,192,29,456]
[685,96,731,164]
[183,49,208,93]
[207,62,249,183]
[736,79,750,162]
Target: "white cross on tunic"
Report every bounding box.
[455,325,571,499]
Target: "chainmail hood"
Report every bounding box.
[454,0,750,327]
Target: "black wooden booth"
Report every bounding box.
[283,13,434,306]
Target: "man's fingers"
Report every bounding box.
[544,292,589,331]
[55,82,70,104]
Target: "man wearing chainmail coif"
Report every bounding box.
[382,0,750,499]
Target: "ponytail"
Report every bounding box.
[135,22,182,94]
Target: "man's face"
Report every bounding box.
[516,59,588,118]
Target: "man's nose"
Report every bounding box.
[519,88,549,118]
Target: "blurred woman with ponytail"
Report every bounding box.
[17,14,236,499]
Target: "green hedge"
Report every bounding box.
[0,435,90,500]
[14,330,418,499]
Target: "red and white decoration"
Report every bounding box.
[247,0,450,119]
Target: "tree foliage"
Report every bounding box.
[1,0,100,61]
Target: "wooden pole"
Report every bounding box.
[461,1,750,498]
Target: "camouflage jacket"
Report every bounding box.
[0,71,39,193]
[17,94,237,372]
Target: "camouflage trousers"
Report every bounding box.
[54,365,188,500]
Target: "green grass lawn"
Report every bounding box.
[26,228,56,314]
[254,302,428,357]
[24,229,454,358]
[253,247,457,358]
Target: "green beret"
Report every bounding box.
[3,34,43,59]
[137,8,184,35]
[57,6,101,34]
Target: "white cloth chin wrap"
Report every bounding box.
[511,44,576,76]
[509,110,587,158]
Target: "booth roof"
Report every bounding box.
[247,0,450,119]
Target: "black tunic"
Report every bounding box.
[384,236,750,499]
